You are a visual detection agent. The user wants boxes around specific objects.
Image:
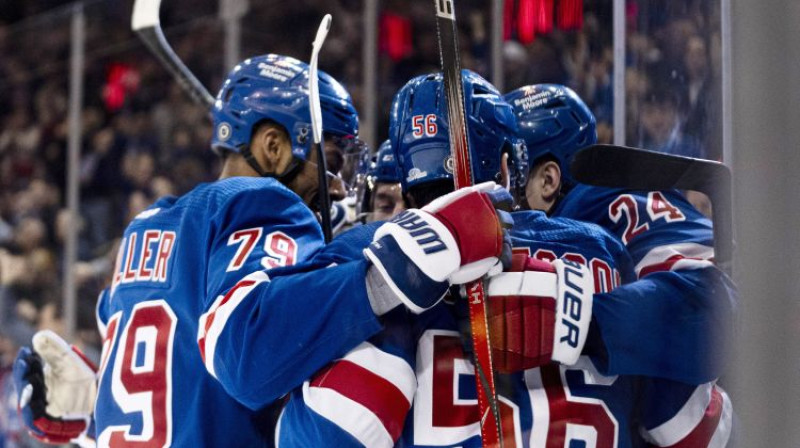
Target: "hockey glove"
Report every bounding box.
[486,256,594,372]
[14,330,97,446]
[364,182,513,314]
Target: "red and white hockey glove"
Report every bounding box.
[486,255,594,372]
[13,330,97,447]
[365,182,513,314]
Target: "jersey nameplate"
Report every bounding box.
[111,229,177,294]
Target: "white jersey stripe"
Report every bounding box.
[643,382,714,446]
[708,387,733,448]
[197,271,270,378]
[635,242,714,277]
[341,342,417,404]
[303,381,394,448]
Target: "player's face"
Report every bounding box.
[324,133,364,191]
[369,182,405,222]
[288,140,347,213]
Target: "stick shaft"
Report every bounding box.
[135,26,215,108]
[433,1,503,445]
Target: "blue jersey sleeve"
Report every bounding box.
[197,179,383,410]
[277,307,419,448]
[589,268,737,384]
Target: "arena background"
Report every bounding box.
[0,0,797,445]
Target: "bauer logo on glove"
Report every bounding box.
[486,256,593,372]
[553,258,593,362]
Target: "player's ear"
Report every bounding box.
[256,125,290,173]
[540,161,561,201]
[499,153,510,190]
[524,160,561,212]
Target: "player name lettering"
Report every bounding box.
[392,211,447,254]
[111,229,177,292]
[559,258,585,347]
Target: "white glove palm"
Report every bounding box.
[32,330,98,418]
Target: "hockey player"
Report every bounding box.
[505,83,735,445]
[276,74,733,447]
[328,136,366,235]
[505,84,736,382]
[11,55,513,447]
[360,140,405,222]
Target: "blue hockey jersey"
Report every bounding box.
[93,177,382,447]
[553,186,738,384]
[276,212,733,448]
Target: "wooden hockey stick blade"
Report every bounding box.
[570,144,733,275]
[309,14,334,243]
[132,0,215,108]
[310,14,332,145]
[433,0,504,445]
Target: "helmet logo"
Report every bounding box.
[257,62,296,82]
[444,156,454,174]
[297,127,309,144]
[407,168,428,183]
[513,91,552,111]
[217,123,232,142]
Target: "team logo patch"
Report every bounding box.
[444,156,454,174]
[296,127,309,144]
[217,123,232,142]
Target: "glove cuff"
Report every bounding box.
[372,209,460,282]
[551,259,594,365]
[364,235,449,314]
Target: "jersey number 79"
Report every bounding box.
[97,300,177,447]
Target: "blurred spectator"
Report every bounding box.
[681,34,722,160]
[638,88,704,158]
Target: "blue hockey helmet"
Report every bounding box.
[369,140,402,184]
[389,70,528,193]
[211,54,359,162]
[504,84,596,186]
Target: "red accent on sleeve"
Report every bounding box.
[662,387,724,448]
[311,360,411,442]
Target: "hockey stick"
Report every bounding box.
[570,144,733,276]
[433,0,504,445]
[309,14,334,243]
[131,0,215,108]
[133,0,336,240]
